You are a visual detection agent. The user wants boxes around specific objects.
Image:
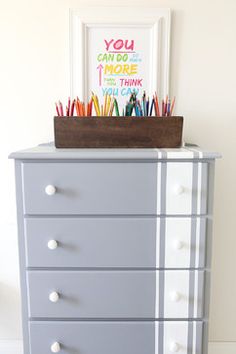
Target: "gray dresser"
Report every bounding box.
[10,145,220,354]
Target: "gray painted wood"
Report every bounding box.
[29,321,203,354]
[29,321,155,354]
[27,270,204,319]
[25,217,157,268]
[14,161,31,354]
[25,217,206,269]
[10,146,220,354]
[9,143,221,160]
[22,162,157,215]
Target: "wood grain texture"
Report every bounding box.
[54,116,183,148]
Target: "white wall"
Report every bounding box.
[0,0,235,342]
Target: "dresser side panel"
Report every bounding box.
[14,161,30,354]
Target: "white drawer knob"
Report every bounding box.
[173,184,184,195]
[45,185,56,196]
[49,291,59,303]
[173,240,183,250]
[170,291,181,302]
[51,342,61,353]
[169,342,180,352]
[48,240,58,250]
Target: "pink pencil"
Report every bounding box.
[59,101,64,116]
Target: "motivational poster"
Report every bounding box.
[87,26,153,108]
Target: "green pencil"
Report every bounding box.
[114,98,120,116]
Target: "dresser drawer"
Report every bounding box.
[22,162,157,215]
[22,161,207,216]
[29,321,203,354]
[27,270,204,319]
[24,217,206,268]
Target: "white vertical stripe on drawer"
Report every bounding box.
[197,162,202,215]
[192,321,196,354]
[166,162,193,215]
[193,270,199,318]
[156,151,162,214]
[164,322,188,354]
[195,218,200,268]
[155,156,167,354]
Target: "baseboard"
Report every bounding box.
[0,340,235,354]
[0,340,23,353]
[209,342,236,354]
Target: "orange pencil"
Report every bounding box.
[155,93,160,116]
[75,99,79,116]
[170,97,176,116]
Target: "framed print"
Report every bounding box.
[70,7,171,107]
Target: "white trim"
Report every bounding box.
[0,340,23,354]
[0,340,236,354]
[209,342,236,354]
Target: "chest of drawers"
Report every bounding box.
[10,145,220,354]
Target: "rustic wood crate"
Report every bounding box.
[54,116,183,148]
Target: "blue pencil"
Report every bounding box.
[146,98,149,117]
[150,98,154,116]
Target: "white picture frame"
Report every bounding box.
[70,7,171,107]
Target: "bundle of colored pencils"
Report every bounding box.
[92,92,120,117]
[55,97,93,117]
[124,91,176,117]
[55,92,176,117]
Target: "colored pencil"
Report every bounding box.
[59,101,64,116]
[55,103,60,116]
[70,99,75,116]
[149,99,154,116]
[114,98,120,116]
[170,96,176,116]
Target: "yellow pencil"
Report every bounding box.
[104,94,108,116]
[106,94,111,116]
[109,97,114,116]
[92,92,100,116]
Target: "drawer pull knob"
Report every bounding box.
[173,240,184,250]
[49,291,60,303]
[169,342,180,352]
[173,184,184,195]
[48,240,58,250]
[45,185,56,196]
[170,291,181,302]
[51,342,61,353]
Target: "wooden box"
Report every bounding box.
[54,116,183,148]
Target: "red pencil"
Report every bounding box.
[68,97,71,115]
[55,102,60,116]
[70,99,75,116]
[162,99,165,116]
[90,99,93,116]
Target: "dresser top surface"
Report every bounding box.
[9,143,221,160]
